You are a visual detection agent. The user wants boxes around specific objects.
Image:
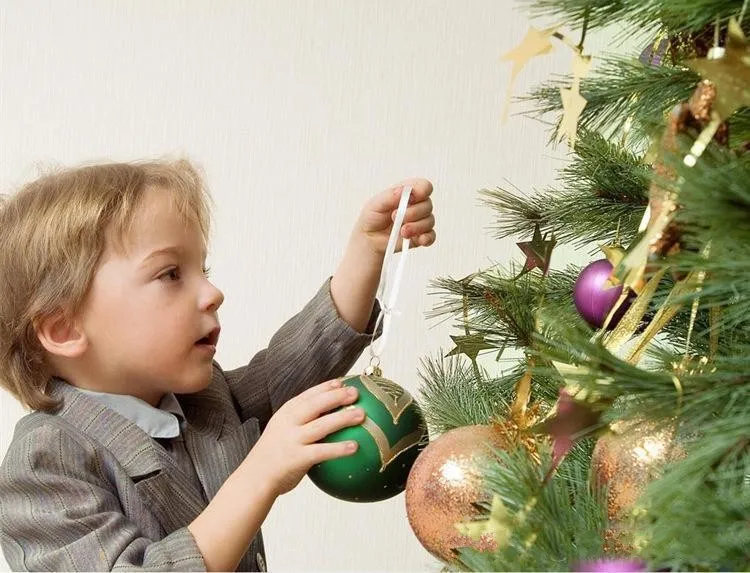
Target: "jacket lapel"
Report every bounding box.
[51,380,208,534]
[178,372,256,501]
[182,407,227,500]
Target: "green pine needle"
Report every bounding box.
[481,131,649,247]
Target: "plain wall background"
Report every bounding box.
[0,1,632,570]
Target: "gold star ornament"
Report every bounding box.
[456,495,513,549]
[516,223,556,277]
[558,86,588,147]
[557,53,592,147]
[501,26,558,122]
[445,334,495,361]
[687,18,750,119]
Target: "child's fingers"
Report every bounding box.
[414,230,437,247]
[391,199,432,223]
[301,407,365,443]
[306,440,359,466]
[400,214,435,239]
[371,188,404,214]
[372,179,433,213]
[295,378,344,401]
[292,385,358,424]
[394,179,433,202]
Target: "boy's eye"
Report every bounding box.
[159,267,181,281]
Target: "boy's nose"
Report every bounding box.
[202,281,225,312]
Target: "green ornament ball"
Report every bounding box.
[307,371,428,502]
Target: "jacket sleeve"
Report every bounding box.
[0,424,206,572]
[221,278,380,431]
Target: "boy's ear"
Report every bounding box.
[36,312,88,358]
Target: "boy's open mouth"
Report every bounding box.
[196,327,220,347]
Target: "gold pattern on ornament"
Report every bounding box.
[360,416,424,472]
[359,374,413,423]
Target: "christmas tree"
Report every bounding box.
[405,1,750,571]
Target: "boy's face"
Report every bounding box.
[78,189,224,405]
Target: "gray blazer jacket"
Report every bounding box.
[0,281,378,571]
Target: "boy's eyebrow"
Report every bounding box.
[140,246,208,266]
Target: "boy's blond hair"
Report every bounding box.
[0,158,212,411]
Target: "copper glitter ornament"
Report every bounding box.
[591,419,685,553]
[404,424,507,563]
[649,81,728,261]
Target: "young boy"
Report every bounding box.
[0,159,435,572]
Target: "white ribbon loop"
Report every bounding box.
[369,185,412,360]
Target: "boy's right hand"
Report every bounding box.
[190,379,361,570]
[245,379,364,497]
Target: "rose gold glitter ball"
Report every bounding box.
[592,419,684,552]
[405,424,506,563]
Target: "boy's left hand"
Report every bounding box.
[357,178,435,255]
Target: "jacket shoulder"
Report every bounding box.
[1,410,109,482]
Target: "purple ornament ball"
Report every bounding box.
[576,558,647,572]
[573,259,630,330]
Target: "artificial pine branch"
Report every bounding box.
[533,305,750,435]
[481,131,649,247]
[418,1,750,569]
[523,56,699,146]
[420,267,576,435]
[560,131,650,201]
[456,444,606,572]
[656,147,750,331]
[637,422,750,569]
[417,354,566,436]
[416,354,511,435]
[521,0,748,34]
[428,267,579,351]
[729,107,750,147]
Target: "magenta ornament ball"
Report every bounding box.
[576,559,647,573]
[573,259,630,330]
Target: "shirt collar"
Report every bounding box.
[76,388,186,439]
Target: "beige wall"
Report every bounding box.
[0,1,626,570]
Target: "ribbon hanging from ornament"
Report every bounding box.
[368,185,412,367]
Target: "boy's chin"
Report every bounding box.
[174,367,214,395]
